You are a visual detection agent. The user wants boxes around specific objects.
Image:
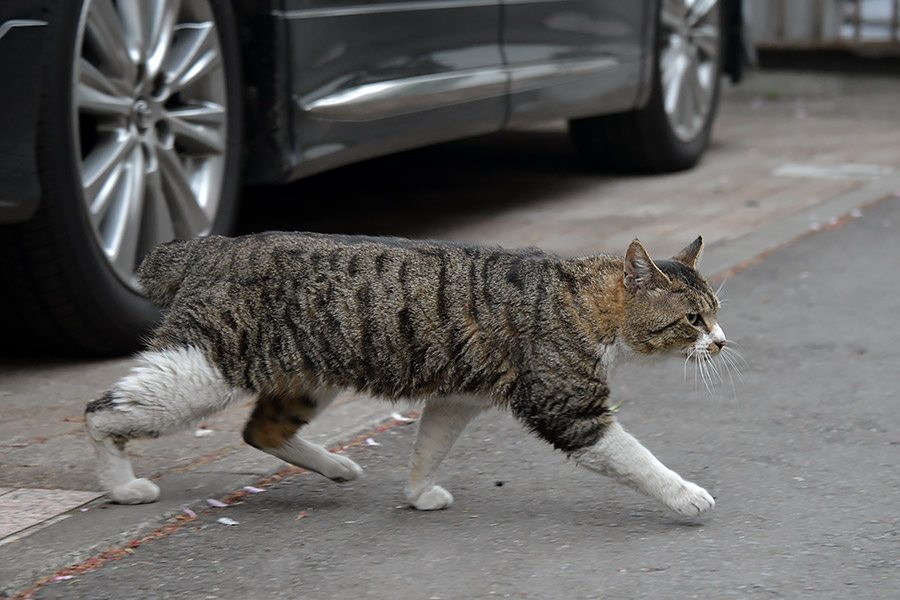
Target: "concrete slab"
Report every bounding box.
[0,489,101,540]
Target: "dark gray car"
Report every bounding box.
[0,0,744,354]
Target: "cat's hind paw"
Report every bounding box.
[408,485,454,511]
[108,478,161,504]
[664,480,715,517]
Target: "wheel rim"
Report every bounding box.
[659,0,720,143]
[73,0,228,289]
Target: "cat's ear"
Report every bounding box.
[672,236,703,269]
[624,239,670,296]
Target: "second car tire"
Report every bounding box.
[569,0,724,174]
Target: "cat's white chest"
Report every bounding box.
[598,339,633,380]
[599,342,618,378]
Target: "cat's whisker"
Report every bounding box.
[697,355,708,389]
[705,352,724,383]
[720,347,746,384]
[718,351,739,399]
[700,361,715,397]
[699,353,711,383]
[694,348,701,392]
[720,353,746,410]
[695,350,715,397]
[708,354,727,394]
[705,354,722,388]
[723,345,749,369]
[719,349,736,377]
[714,279,729,308]
[723,339,745,350]
[715,278,728,298]
[720,345,741,371]
[683,348,697,384]
[726,345,747,359]
[720,354,743,415]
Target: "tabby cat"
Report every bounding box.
[85,232,727,517]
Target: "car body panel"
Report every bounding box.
[276,0,507,181]
[501,0,650,125]
[238,5,296,185]
[0,11,48,224]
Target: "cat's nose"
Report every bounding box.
[709,340,725,354]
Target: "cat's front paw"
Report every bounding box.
[323,454,363,483]
[407,485,454,511]
[108,478,161,504]
[664,480,715,517]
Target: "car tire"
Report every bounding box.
[0,0,243,355]
[569,0,724,173]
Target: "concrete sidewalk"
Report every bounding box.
[1,68,900,597]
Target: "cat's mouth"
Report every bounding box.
[695,322,727,356]
[683,334,746,395]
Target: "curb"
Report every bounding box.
[703,173,900,280]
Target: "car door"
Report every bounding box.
[278,0,507,179]
[501,0,652,126]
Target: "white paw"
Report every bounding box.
[408,485,454,511]
[664,480,715,516]
[320,454,363,483]
[108,478,161,504]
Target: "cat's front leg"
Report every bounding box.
[571,421,715,517]
[405,397,486,510]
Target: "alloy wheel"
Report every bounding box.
[659,0,721,142]
[73,0,229,288]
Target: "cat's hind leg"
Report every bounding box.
[405,396,487,510]
[241,389,363,483]
[571,420,715,517]
[85,346,249,504]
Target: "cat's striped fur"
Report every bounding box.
[85,232,725,516]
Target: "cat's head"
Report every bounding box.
[620,237,726,358]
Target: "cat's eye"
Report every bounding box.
[686,313,700,326]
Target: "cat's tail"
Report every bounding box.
[136,238,195,308]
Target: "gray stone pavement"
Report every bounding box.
[1,68,899,596]
[28,195,900,599]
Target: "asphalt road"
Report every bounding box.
[32,196,900,599]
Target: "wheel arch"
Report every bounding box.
[639,0,745,107]
[230,0,295,185]
[721,0,746,83]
